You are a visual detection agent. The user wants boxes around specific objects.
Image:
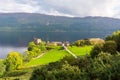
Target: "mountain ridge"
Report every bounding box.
[0,13,120,46]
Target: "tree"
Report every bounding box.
[106,30,120,51]
[74,39,91,47]
[26,41,46,61]
[0,60,5,77]
[90,43,104,58]
[112,30,120,51]
[103,41,117,54]
[4,52,23,71]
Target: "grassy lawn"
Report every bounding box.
[25,46,93,67]
[68,46,93,56]
[25,49,69,67]
[0,46,93,80]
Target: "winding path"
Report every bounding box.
[33,53,46,60]
[62,44,77,59]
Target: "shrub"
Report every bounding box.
[0,60,5,77]
[112,30,120,51]
[73,39,91,47]
[106,30,120,51]
[103,41,117,54]
[4,52,23,71]
[90,43,104,58]
[30,62,81,80]
[4,70,27,77]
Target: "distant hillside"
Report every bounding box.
[0,13,120,46]
[0,13,120,32]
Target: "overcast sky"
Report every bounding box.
[0,0,120,18]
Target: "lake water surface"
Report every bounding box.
[0,29,118,58]
[0,46,27,59]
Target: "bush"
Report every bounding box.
[4,52,23,71]
[4,70,27,77]
[90,43,104,58]
[103,41,117,54]
[30,54,120,80]
[106,30,120,51]
[73,39,91,47]
[25,41,46,61]
[0,60,5,77]
[30,62,82,80]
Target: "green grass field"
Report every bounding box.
[25,46,93,67]
[0,46,93,80]
[25,49,69,67]
[68,46,93,56]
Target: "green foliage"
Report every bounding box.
[4,70,27,77]
[103,41,117,54]
[106,30,120,51]
[30,62,81,80]
[112,30,120,51]
[97,52,112,64]
[105,35,112,41]
[30,53,120,80]
[26,46,92,67]
[0,60,6,77]
[91,30,120,57]
[25,41,46,62]
[90,43,103,58]
[73,39,91,47]
[4,52,23,71]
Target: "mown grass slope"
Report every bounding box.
[68,46,93,56]
[0,46,93,80]
[25,46,93,67]
[26,49,69,67]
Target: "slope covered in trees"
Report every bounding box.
[0,13,120,46]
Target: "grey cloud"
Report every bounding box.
[0,0,120,18]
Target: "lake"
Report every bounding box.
[0,29,118,58]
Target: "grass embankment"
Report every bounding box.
[68,46,93,56]
[26,46,93,67]
[0,46,93,80]
[25,49,69,67]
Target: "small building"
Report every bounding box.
[47,41,63,46]
[63,41,70,46]
[34,38,42,45]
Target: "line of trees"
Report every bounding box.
[91,30,120,58]
[30,30,120,80]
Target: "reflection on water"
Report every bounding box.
[0,29,117,58]
[0,46,27,59]
[0,31,112,46]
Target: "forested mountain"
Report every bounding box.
[0,13,120,46]
[0,13,120,32]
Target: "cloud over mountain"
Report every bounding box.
[0,0,120,18]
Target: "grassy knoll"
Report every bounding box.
[25,49,69,67]
[68,46,93,56]
[25,46,93,67]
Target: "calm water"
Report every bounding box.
[0,46,26,59]
[0,29,117,58]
